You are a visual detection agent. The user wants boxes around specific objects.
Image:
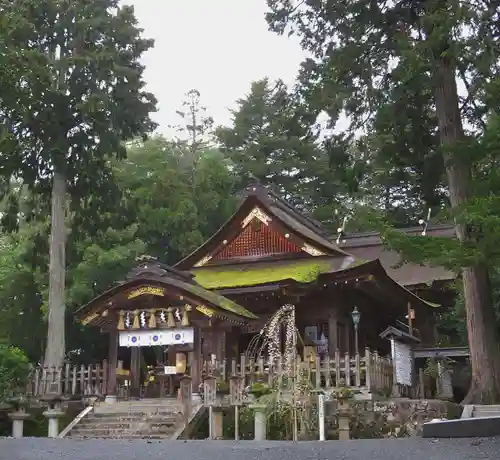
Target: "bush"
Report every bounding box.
[0,345,30,403]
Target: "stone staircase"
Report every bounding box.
[472,405,500,418]
[462,404,500,419]
[66,398,199,439]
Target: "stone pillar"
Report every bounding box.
[338,411,350,440]
[8,408,30,438]
[436,361,454,400]
[250,404,267,441]
[42,397,65,438]
[210,408,224,439]
[106,324,119,404]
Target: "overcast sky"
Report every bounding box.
[124,0,307,135]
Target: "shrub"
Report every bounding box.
[0,345,30,403]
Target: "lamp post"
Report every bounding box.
[351,306,361,356]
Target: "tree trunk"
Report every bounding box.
[44,170,67,370]
[433,54,500,403]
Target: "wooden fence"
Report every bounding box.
[203,348,393,394]
[23,349,393,399]
[26,361,108,398]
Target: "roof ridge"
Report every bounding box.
[247,184,333,238]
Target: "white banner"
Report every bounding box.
[119,328,194,347]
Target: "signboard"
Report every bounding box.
[305,326,318,342]
[197,305,215,317]
[393,340,412,386]
[119,327,194,347]
[127,286,164,299]
[164,366,177,375]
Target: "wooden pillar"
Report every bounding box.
[214,324,224,361]
[191,325,202,393]
[106,327,118,401]
[344,322,350,355]
[130,347,141,398]
[328,314,338,357]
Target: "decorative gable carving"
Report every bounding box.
[212,218,302,261]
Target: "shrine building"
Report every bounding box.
[76,184,455,400]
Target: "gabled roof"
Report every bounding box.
[175,184,349,270]
[75,258,257,326]
[337,225,456,286]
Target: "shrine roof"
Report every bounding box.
[75,257,258,326]
[338,225,456,286]
[193,257,353,290]
[196,258,438,311]
[175,183,350,270]
[174,182,455,288]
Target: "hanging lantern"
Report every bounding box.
[176,352,187,374]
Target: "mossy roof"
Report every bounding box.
[75,274,258,322]
[180,279,258,319]
[193,259,337,290]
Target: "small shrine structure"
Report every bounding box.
[75,258,256,400]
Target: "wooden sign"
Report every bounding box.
[394,341,412,386]
[127,286,164,299]
[196,305,215,317]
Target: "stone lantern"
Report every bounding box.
[179,374,192,439]
[230,375,244,440]
[203,374,217,407]
[204,375,219,439]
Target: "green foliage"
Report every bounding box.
[0,135,242,363]
[0,345,30,402]
[248,382,272,399]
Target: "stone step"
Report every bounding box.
[70,428,133,437]
[78,418,177,428]
[70,426,176,437]
[69,434,171,439]
[94,407,182,415]
[77,422,133,430]
[89,411,179,419]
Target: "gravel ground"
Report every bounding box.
[1,438,500,460]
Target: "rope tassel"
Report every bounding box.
[117,310,125,330]
[132,310,140,329]
[166,307,176,328]
[148,309,157,329]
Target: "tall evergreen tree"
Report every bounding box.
[266,0,500,402]
[0,0,157,368]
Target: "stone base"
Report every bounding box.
[191,393,202,403]
[104,395,117,404]
[422,416,500,438]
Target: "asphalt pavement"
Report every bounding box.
[1,437,500,460]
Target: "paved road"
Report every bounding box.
[1,438,500,460]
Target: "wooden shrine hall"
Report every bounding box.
[76,184,447,400]
[75,260,257,401]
